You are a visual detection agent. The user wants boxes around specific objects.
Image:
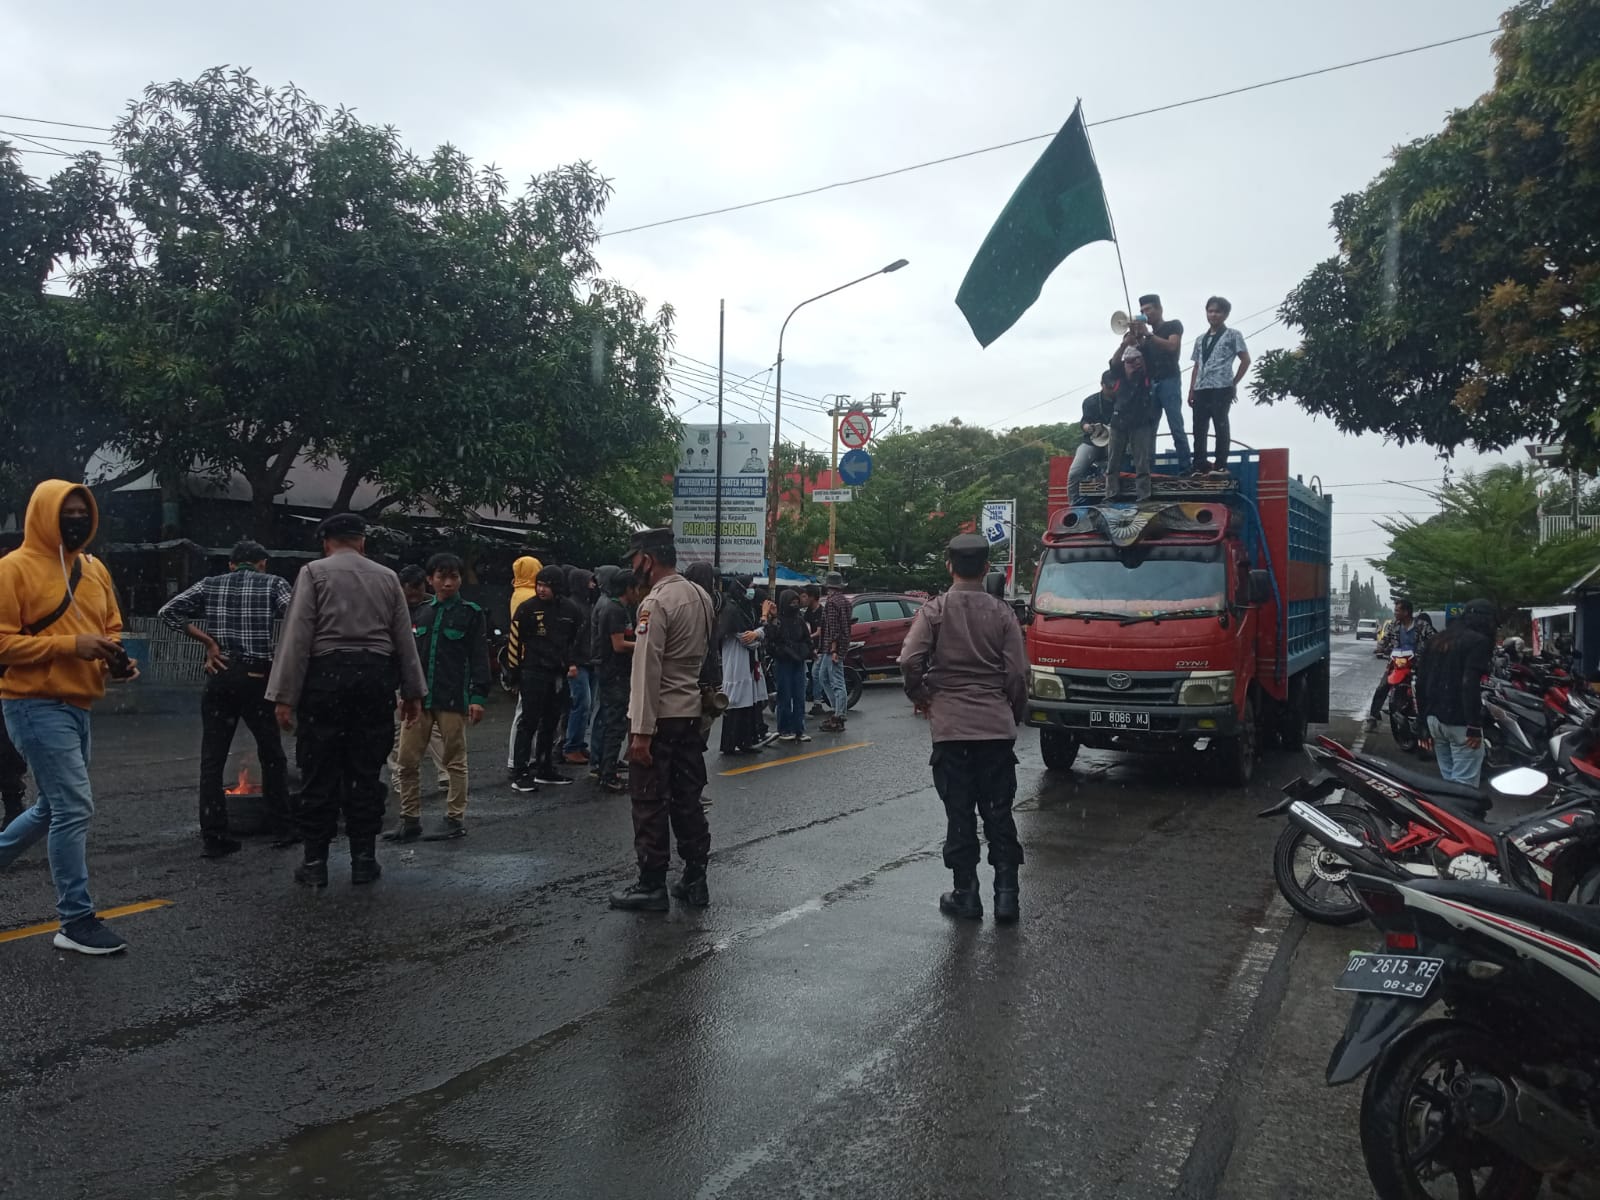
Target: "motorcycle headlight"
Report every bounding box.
[1179,671,1235,707]
[1030,667,1065,701]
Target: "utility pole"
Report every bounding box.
[714,298,725,571]
[826,390,901,571]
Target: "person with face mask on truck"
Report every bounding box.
[0,482,138,954]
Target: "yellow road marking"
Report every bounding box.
[719,742,872,776]
[0,898,173,945]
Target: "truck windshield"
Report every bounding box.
[1033,547,1227,619]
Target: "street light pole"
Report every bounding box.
[765,259,908,592]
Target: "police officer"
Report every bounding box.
[899,533,1029,923]
[610,528,717,912]
[266,513,428,887]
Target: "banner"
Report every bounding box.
[673,423,769,574]
[980,499,1015,566]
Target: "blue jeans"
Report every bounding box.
[815,654,848,718]
[1066,443,1107,505]
[564,666,593,754]
[775,661,807,735]
[1153,375,1191,472]
[0,699,96,924]
[1427,716,1486,786]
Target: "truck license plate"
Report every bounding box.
[1089,710,1149,730]
[1335,952,1444,999]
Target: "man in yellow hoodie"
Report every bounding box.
[505,554,542,775]
[0,481,137,955]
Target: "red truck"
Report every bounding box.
[1024,447,1332,784]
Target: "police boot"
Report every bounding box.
[669,863,710,908]
[610,871,669,912]
[939,870,983,920]
[349,837,382,885]
[993,866,1020,925]
[294,843,330,889]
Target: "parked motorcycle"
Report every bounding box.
[1263,738,1600,924]
[1327,867,1600,1197]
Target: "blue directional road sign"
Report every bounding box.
[838,449,872,486]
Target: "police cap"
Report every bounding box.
[626,526,675,561]
[946,533,991,559]
[317,512,366,540]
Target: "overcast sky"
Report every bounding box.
[3,0,1524,589]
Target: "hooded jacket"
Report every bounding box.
[0,481,123,708]
[507,567,585,678]
[509,556,543,627]
[567,567,597,658]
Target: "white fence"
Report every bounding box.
[1540,514,1600,542]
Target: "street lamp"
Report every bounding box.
[765,259,908,591]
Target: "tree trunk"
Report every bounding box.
[331,461,365,514]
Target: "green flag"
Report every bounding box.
[955,103,1114,347]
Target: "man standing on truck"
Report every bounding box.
[901,533,1028,924]
[1115,294,1189,475]
[1067,370,1118,505]
[1106,348,1159,502]
[1363,598,1434,733]
[1187,296,1252,476]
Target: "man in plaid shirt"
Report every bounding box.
[160,540,294,856]
[816,572,853,732]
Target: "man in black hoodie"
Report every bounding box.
[1414,598,1497,786]
[563,566,598,766]
[507,565,585,789]
[591,566,643,793]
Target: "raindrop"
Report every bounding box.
[456,443,464,460]
[401,365,411,383]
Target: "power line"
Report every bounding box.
[0,112,112,132]
[0,128,113,146]
[598,29,1497,240]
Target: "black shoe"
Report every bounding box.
[535,768,573,786]
[351,855,382,884]
[939,872,983,920]
[511,773,540,794]
[600,776,628,795]
[809,703,826,717]
[993,866,1020,925]
[294,859,329,888]
[201,836,242,859]
[53,915,127,955]
[610,879,669,911]
[669,866,710,908]
[421,816,467,841]
[383,817,423,843]
[269,829,301,850]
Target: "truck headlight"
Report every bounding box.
[1178,671,1234,707]
[1030,668,1065,701]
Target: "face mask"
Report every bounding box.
[60,514,93,551]
[745,588,756,601]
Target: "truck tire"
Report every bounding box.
[1274,678,1309,751]
[1214,691,1258,786]
[1040,728,1079,771]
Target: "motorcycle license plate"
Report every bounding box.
[1335,952,1444,999]
[1089,709,1150,730]
[869,673,889,681]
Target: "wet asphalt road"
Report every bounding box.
[0,642,1385,1199]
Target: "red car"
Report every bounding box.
[847,592,924,674]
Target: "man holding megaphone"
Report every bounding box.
[1066,369,1120,505]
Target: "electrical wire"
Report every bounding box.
[0,112,112,132]
[0,128,113,146]
[597,29,1497,240]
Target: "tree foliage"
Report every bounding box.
[1255,0,1600,469]
[1370,463,1600,616]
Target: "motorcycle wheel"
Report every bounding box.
[1359,1024,1542,1200]
[1390,707,1419,753]
[845,668,863,711]
[1271,803,1380,926]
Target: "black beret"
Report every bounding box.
[317,512,366,540]
[947,533,991,558]
[626,526,675,560]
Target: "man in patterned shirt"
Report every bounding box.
[160,540,294,857]
[1186,296,1252,477]
[816,572,853,732]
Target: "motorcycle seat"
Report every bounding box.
[1401,877,1600,950]
[1354,753,1491,813]
[1498,690,1547,712]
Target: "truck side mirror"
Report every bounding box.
[1249,569,1272,605]
[984,570,1006,599]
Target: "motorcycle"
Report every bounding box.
[1263,737,1600,925]
[1326,866,1600,1198]
[1382,649,1420,753]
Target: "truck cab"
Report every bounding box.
[1025,448,1332,785]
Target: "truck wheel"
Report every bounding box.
[1274,679,1309,751]
[1215,692,1258,786]
[1040,728,1079,770]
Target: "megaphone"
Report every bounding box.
[1110,310,1132,336]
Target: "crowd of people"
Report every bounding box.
[1066,292,1253,505]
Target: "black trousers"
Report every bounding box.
[1192,386,1233,469]
[931,739,1023,871]
[720,705,761,753]
[295,654,397,852]
[0,714,26,822]
[1369,679,1392,720]
[514,671,568,773]
[199,661,289,837]
[595,675,630,783]
[629,717,711,880]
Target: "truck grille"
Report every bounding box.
[1060,670,1184,706]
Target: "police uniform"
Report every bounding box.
[265,513,428,886]
[610,528,716,911]
[899,533,1029,923]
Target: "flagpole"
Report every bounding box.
[1079,99,1132,316]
